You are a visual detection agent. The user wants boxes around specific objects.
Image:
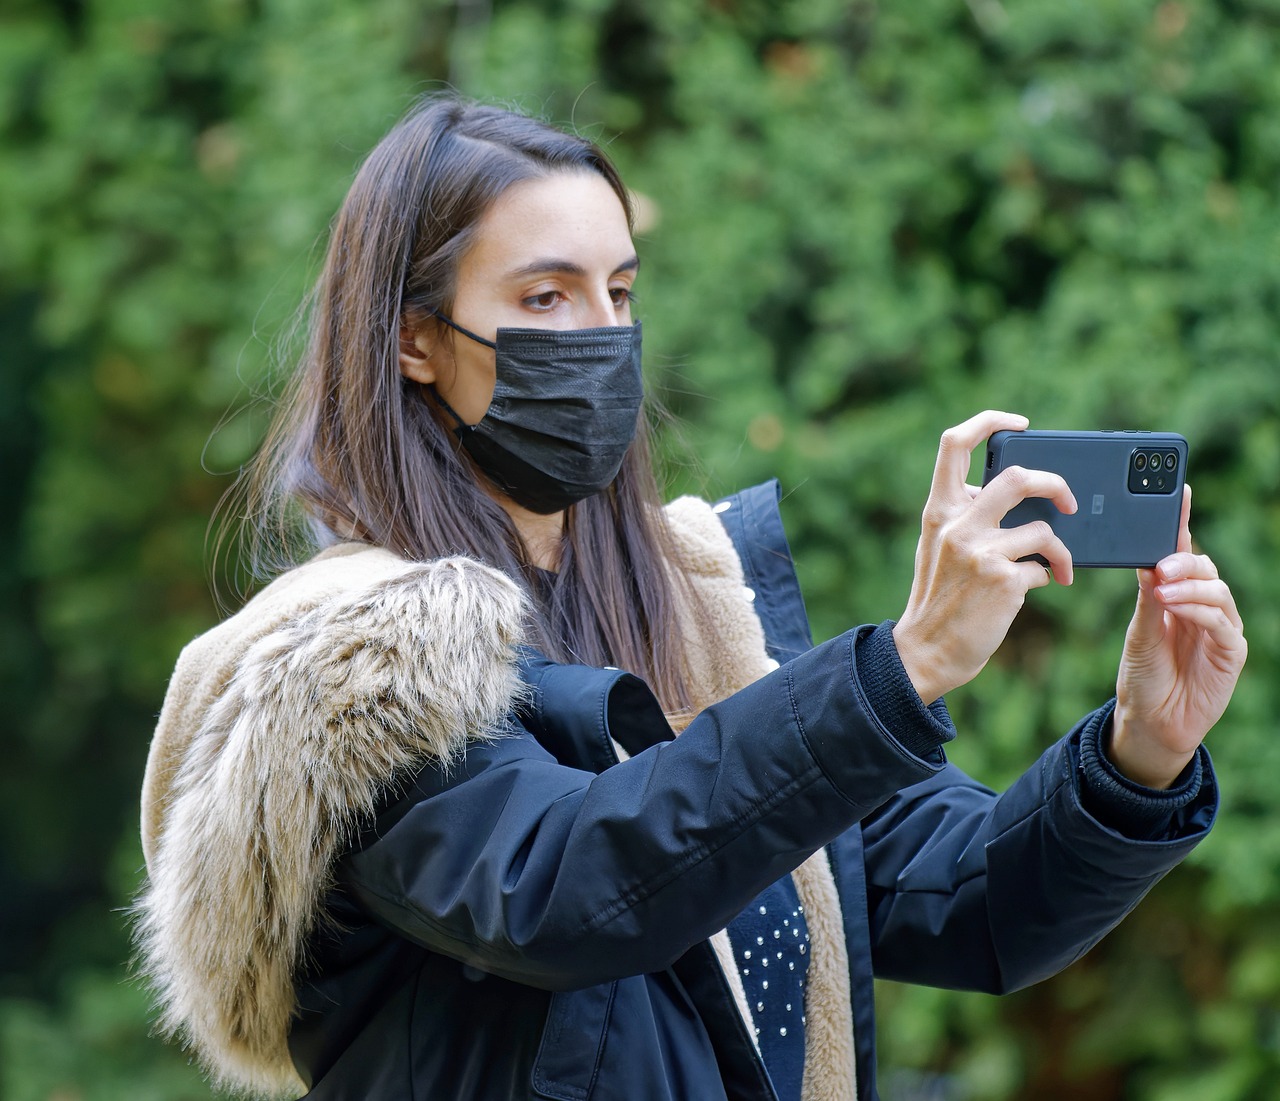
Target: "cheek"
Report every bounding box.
[440,341,497,424]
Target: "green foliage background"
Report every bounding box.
[2,0,1278,1097]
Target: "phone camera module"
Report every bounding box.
[1128,446,1181,495]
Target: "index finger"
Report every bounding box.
[1177,483,1192,555]
[930,410,1031,507]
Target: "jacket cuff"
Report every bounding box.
[852,621,955,764]
[1076,700,1204,841]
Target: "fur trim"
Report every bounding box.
[794,850,858,1101]
[662,494,775,721]
[663,495,860,1100]
[710,929,760,1053]
[134,548,527,1097]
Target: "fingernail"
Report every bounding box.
[1161,560,1182,580]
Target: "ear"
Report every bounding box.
[398,323,439,384]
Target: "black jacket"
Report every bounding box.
[286,482,1216,1099]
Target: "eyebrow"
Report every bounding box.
[504,254,640,280]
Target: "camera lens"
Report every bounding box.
[1134,452,1148,472]
[1164,452,1178,471]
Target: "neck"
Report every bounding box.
[501,497,565,571]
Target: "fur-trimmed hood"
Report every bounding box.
[135,497,856,1099]
[135,546,527,1096]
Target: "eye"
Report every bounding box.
[610,286,637,308]
[523,290,563,311]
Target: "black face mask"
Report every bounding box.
[431,313,644,514]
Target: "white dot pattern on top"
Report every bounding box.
[727,878,811,1101]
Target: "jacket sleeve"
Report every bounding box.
[855,701,1218,994]
[335,631,946,991]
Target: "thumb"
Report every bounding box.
[1125,568,1166,655]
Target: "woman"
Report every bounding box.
[134,96,1245,1101]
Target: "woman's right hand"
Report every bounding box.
[892,410,1078,705]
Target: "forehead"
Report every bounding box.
[465,171,634,277]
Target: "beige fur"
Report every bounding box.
[710,928,761,1052]
[662,495,779,715]
[794,851,858,1101]
[665,495,859,1100]
[135,548,527,1097]
[136,497,859,1099]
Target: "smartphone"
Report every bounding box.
[982,430,1188,568]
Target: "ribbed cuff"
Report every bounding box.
[853,621,955,763]
[1078,702,1203,841]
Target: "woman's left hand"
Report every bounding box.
[1110,485,1247,789]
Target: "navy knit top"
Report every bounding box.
[727,876,810,1101]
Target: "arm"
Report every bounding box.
[865,413,1241,991]
[840,619,1215,994]
[857,702,1217,995]
[336,631,948,991]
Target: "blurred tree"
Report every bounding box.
[1,0,1277,1097]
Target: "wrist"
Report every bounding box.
[1078,705,1203,838]
[891,620,942,706]
[1108,703,1196,790]
[857,623,956,760]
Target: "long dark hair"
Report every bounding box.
[231,95,703,715]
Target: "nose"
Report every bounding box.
[581,290,621,329]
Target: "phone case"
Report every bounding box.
[982,430,1188,568]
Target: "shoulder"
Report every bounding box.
[141,544,527,868]
[664,479,792,578]
[135,545,530,1093]
[663,492,748,580]
[660,488,780,710]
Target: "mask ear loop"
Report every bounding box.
[431,388,473,433]
[432,310,497,349]
[426,310,497,430]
